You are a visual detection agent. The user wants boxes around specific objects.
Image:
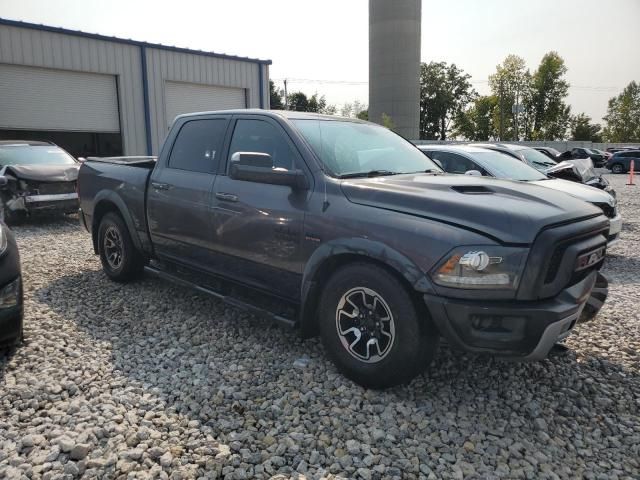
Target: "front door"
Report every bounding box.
[147,116,229,268]
[209,116,310,299]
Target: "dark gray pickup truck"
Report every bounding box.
[78,110,609,388]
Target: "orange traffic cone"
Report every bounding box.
[627,159,636,186]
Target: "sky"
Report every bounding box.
[0,0,638,122]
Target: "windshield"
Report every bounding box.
[0,145,76,166]
[473,151,547,181]
[517,148,557,171]
[291,119,442,177]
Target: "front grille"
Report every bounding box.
[29,181,76,195]
[543,235,606,286]
[594,202,616,218]
[544,245,567,284]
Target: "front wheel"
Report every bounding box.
[97,212,145,282]
[318,263,438,388]
[611,163,625,174]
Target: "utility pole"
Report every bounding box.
[499,78,504,141]
[283,79,288,110]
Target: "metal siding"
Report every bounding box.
[145,48,262,154]
[164,81,246,127]
[0,24,147,155]
[0,23,263,155]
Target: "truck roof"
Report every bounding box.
[173,109,367,123]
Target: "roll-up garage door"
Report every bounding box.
[165,81,246,127]
[0,64,120,132]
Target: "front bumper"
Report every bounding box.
[424,270,597,360]
[607,214,622,247]
[25,193,79,213]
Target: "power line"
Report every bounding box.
[273,77,622,91]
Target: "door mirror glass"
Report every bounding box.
[464,169,483,176]
[0,176,7,188]
[230,151,274,168]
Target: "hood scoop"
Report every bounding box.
[450,185,493,194]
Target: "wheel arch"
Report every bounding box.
[91,192,142,255]
[298,238,433,338]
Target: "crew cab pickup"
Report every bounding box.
[78,110,609,388]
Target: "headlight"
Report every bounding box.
[431,246,528,290]
[0,223,7,256]
[0,276,21,309]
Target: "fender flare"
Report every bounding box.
[91,190,143,254]
[298,238,434,337]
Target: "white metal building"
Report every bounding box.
[0,18,271,157]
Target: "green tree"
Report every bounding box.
[454,95,498,140]
[489,55,530,140]
[530,52,571,140]
[570,113,602,142]
[269,80,284,110]
[419,61,477,140]
[356,109,368,121]
[603,81,640,143]
[381,113,396,131]
[340,100,367,118]
[288,92,336,114]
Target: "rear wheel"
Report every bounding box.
[611,163,625,174]
[97,212,145,282]
[318,263,438,388]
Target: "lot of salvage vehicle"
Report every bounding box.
[0,171,638,479]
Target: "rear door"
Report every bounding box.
[147,115,230,268]
[209,115,311,299]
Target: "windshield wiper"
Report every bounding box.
[337,170,399,179]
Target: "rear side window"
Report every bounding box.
[431,151,477,174]
[168,119,227,173]
[228,119,298,170]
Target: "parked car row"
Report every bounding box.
[417,144,622,246]
[532,144,640,173]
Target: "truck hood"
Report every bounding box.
[341,174,603,244]
[0,164,80,182]
[530,178,615,206]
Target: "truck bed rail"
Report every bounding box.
[85,156,157,167]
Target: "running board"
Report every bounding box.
[144,266,297,329]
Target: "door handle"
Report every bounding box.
[215,192,238,202]
[151,182,171,191]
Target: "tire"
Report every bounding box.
[97,212,145,282]
[318,263,438,388]
[611,163,625,174]
[579,272,608,323]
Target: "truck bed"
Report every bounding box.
[78,158,154,254]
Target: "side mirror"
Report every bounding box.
[432,159,443,169]
[229,152,309,190]
[77,157,87,163]
[464,170,482,176]
[0,176,7,189]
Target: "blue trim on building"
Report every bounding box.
[0,17,272,65]
[140,46,153,156]
[258,65,265,109]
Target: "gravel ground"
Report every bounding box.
[1,173,639,480]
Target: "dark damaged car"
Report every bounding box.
[0,141,80,223]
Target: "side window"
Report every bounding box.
[433,152,476,174]
[168,119,227,173]
[228,119,298,170]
